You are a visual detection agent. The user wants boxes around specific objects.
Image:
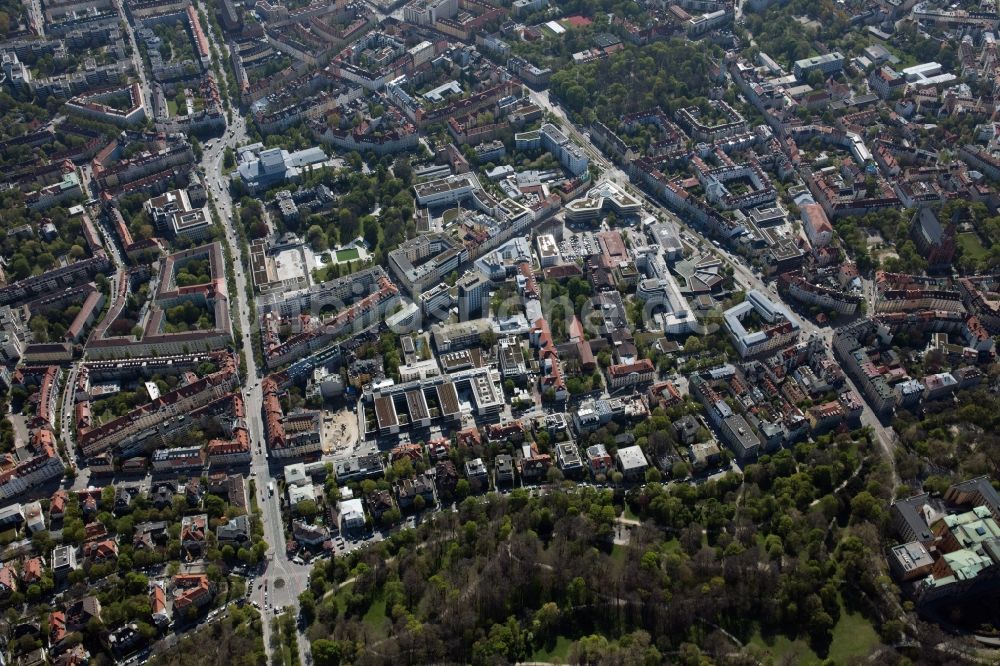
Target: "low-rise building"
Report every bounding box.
[615,445,648,480]
[235,143,328,193]
[51,545,77,579]
[465,457,489,491]
[495,454,515,486]
[555,442,584,478]
[338,498,365,532]
[586,444,614,478]
[216,514,251,546]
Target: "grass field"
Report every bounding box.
[958,232,988,262]
[661,537,682,555]
[442,208,460,223]
[530,635,573,663]
[336,248,360,262]
[327,581,353,616]
[749,607,880,664]
[828,610,881,663]
[362,592,390,637]
[750,630,817,663]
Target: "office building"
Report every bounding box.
[457,270,490,321]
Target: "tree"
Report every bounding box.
[683,336,704,353]
[31,530,53,553]
[299,590,316,624]
[204,494,226,519]
[313,639,344,666]
[850,491,885,525]
[480,329,497,349]
[223,146,236,169]
[295,499,319,519]
[546,466,564,484]
[455,479,471,499]
[532,601,560,640]
[307,224,328,251]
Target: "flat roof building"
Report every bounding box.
[615,445,648,480]
[793,52,845,80]
[389,233,467,297]
[724,290,801,358]
[235,143,328,193]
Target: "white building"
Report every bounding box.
[724,290,801,358]
[540,123,589,177]
[235,143,328,193]
[615,445,648,480]
[412,174,477,208]
[338,498,365,531]
[536,234,561,268]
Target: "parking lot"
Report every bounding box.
[559,230,598,262]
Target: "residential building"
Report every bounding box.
[390,233,467,297]
[465,457,489,491]
[173,574,215,612]
[292,520,329,546]
[152,446,206,472]
[586,444,614,478]
[395,474,436,508]
[555,442,584,478]
[216,514,251,546]
[615,445,648,480]
[801,203,833,248]
[180,514,208,552]
[52,545,77,579]
[724,290,801,358]
[338,498,365,531]
[495,454,515,486]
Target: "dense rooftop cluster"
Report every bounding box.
[5,0,1000,661]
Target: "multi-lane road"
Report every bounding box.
[101,4,314,659]
[197,96,313,666]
